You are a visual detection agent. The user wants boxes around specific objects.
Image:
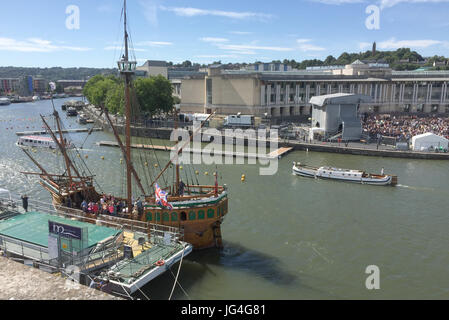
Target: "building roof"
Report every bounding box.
[141,60,167,67]
[351,59,365,65]
[310,93,372,106]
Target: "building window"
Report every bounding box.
[198,210,205,220]
[207,209,215,219]
[189,211,196,221]
[206,79,213,105]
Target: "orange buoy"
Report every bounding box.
[155,260,165,267]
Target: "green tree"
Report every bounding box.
[105,82,125,115]
[134,75,175,116]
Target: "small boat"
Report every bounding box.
[0,97,11,106]
[292,162,398,186]
[67,107,78,117]
[77,113,88,124]
[17,136,74,150]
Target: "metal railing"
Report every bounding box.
[0,194,184,245]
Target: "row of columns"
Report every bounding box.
[260,82,449,106]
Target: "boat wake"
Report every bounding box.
[396,184,449,195]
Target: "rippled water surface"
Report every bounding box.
[1,99,449,299]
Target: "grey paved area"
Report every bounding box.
[0,256,120,300]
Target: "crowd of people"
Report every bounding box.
[80,194,144,218]
[363,114,449,142]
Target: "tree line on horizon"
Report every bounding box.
[279,48,448,71]
[1,48,448,81]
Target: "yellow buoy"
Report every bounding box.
[144,162,148,166]
[180,166,183,170]
[241,174,246,182]
[154,164,159,168]
[205,172,209,176]
[121,159,124,164]
[213,172,217,176]
[195,171,199,175]
[101,156,105,160]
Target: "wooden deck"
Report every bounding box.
[16,128,103,136]
[98,141,292,160]
[267,147,293,158]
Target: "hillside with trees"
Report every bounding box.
[0,67,117,81]
[282,48,448,71]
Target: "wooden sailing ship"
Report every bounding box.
[21,0,228,250]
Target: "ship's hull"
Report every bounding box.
[293,165,397,186]
[41,178,228,250]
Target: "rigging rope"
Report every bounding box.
[168,244,187,301]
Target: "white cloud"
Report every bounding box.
[311,0,449,8]
[377,38,442,49]
[310,0,366,4]
[104,46,147,52]
[217,44,294,52]
[136,41,173,47]
[200,37,229,43]
[297,39,326,51]
[140,0,159,26]
[380,0,449,9]
[0,37,91,52]
[159,6,274,21]
[195,54,240,59]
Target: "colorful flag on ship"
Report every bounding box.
[155,184,173,210]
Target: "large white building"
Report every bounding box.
[179,60,449,118]
[136,60,168,78]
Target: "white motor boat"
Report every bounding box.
[292,162,397,186]
[0,97,11,106]
[17,136,74,150]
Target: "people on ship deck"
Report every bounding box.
[179,180,186,196]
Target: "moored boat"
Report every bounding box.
[0,97,11,106]
[67,107,78,116]
[293,162,398,186]
[77,113,88,124]
[17,135,74,150]
[20,0,229,250]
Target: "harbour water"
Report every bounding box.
[1,99,449,299]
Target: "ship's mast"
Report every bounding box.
[118,0,137,214]
[174,108,180,196]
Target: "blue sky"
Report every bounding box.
[0,0,448,68]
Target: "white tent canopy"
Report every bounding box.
[411,132,449,151]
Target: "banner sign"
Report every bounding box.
[48,221,82,240]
